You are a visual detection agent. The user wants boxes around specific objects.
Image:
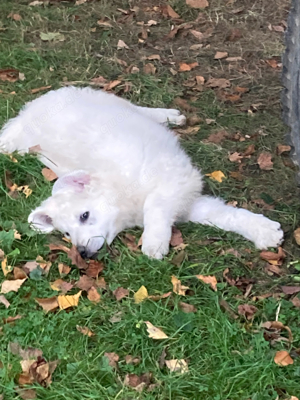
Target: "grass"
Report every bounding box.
[0,0,300,399]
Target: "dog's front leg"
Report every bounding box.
[141,196,173,259]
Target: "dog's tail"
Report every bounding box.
[188,196,283,249]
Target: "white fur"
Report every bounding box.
[0,87,283,259]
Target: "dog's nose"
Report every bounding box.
[78,246,87,259]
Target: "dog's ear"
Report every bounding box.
[52,170,90,195]
[28,207,54,233]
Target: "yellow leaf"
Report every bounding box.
[76,325,95,337]
[165,359,189,374]
[1,278,27,294]
[134,285,148,303]
[171,276,189,295]
[16,185,32,198]
[196,274,218,291]
[1,257,13,276]
[57,291,82,310]
[14,230,21,240]
[205,170,226,182]
[145,321,168,339]
[274,350,294,366]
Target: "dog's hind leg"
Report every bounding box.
[135,105,186,126]
[188,196,283,249]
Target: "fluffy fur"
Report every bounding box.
[0,87,283,258]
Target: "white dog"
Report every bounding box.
[0,87,283,259]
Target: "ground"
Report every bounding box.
[0,0,300,399]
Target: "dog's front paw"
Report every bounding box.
[250,216,284,249]
[142,238,169,260]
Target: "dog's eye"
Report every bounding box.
[65,232,70,238]
[80,211,89,222]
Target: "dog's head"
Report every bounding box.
[28,170,119,258]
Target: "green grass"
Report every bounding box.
[0,1,300,399]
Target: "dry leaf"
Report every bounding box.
[0,68,19,82]
[57,291,82,310]
[257,152,273,170]
[16,388,37,399]
[13,267,27,280]
[281,286,300,295]
[148,292,172,301]
[226,28,242,41]
[117,40,129,49]
[85,260,104,278]
[205,170,226,182]
[226,56,243,62]
[104,352,119,368]
[171,276,189,296]
[8,13,22,21]
[58,263,71,276]
[229,152,243,163]
[174,97,197,112]
[189,30,204,41]
[274,350,293,366]
[214,51,228,59]
[186,0,209,8]
[206,77,230,89]
[30,86,52,94]
[3,315,23,324]
[76,325,95,337]
[121,233,140,252]
[90,76,107,86]
[1,278,27,294]
[143,63,156,75]
[67,245,88,269]
[50,279,73,293]
[293,227,300,245]
[104,80,122,91]
[147,54,160,60]
[87,287,101,303]
[97,20,113,28]
[262,321,293,343]
[170,227,183,247]
[291,296,300,308]
[266,59,278,69]
[260,248,284,265]
[196,274,217,291]
[76,275,95,291]
[125,355,141,365]
[179,302,197,313]
[175,126,200,135]
[145,321,168,339]
[35,297,59,312]
[75,0,87,4]
[206,130,228,144]
[42,168,57,181]
[165,359,189,373]
[134,286,148,303]
[0,294,10,308]
[179,62,198,72]
[113,287,129,301]
[277,144,291,155]
[237,304,258,320]
[124,372,152,391]
[1,257,13,276]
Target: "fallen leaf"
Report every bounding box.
[265,263,283,276]
[30,85,52,95]
[1,278,27,294]
[85,260,104,278]
[165,359,189,373]
[76,325,95,337]
[124,372,152,391]
[50,279,73,293]
[125,355,141,365]
[260,247,285,265]
[214,51,228,59]
[274,350,293,366]
[109,311,122,323]
[205,130,228,144]
[29,0,44,5]
[196,274,217,291]
[0,294,10,308]
[205,170,226,182]
[174,97,197,112]
[293,228,300,245]
[186,0,209,8]
[237,304,258,320]
[76,275,95,291]
[206,77,230,89]
[219,298,238,319]
[143,63,156,75]
[20,357,58,387]
[97,19,113,28]
[90,76,107,86]
[257,152,273,170]
[40,32,65,42]
[67,245,88,269]
[175,126,200,135]
[179,302,197,313]
[8,342,43,360]
[148,291,172,301]
[35,297,59,312]
[0,68,19,82]
[179,62,198,72]
[121,233,140,252]
[291,296,300,308]
[134,286,148,303]
[170,227,183,247]
[262,321,293,343]
[281,286,300,295]
[117,39,129,49]
[226,28,242,42]
[277,144,291,155]
[228,152,243,163]
[104,352,119,368]
[161,5,180,19]
[171,276,189,295]
[42,168,57,181]
[14,267,27,280]
[190,44,204,50]
[145,321,168,339]
[58,263,71,276]
[189,30,204,41]
[226,56,243,62]
[57,291,82,310]
[113,287,129,301]
[87,287,101,303]
[1,257,13,276]
[266,59,278,69]
[16,388,37,400]
[8,13,22,21]
[104,80,122,91]
[75,0,87,4]
[147,54,160,61]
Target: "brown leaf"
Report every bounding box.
[189,30,204,41]
[206,77,230,89]
[121,233,140,252]
[265,263,283,276]
[57,291,81,310]
[291,296,300,308]
[228,152,243,163]
[145,321,168,339]
[3,315,23,324]
[143,63,156,75]
[0,294,10,308]
[174,97,197,112]
[8,13,22,21]
[175,126,200,135]
[117,40,129,49]
[58,263,71,276]
[20,357,58,387]
[262,321,293,343]
[257,152,273,170]
[214,51,228,59]
[266,59,278,69]
[30,86,52,94]
[124,372,152,391]
[237,304,258,320]
[16,388,37,400]
[179,62,198,72]
[171,276,189,295]
[206,130,228,144]
[113,287,129,301]
[219,299,238,319]
[87,287,101,303]
[170,227,183,247]
[35,297,59,312]
[67,245,88,269]
[42,168,57,181]
[226,56,243,62]
[125,355,141,365]
[147,54,160,61]
[104,80,122,91]
[76,275,95,291]
[104,352,119,368]
[161,4,180,19]
[196,274,217,291]
[165,359,189,373]
[148,291,172,301]
[179,301,197,313]
[76,325,95,337]
[50,279,73,293]
[274,350,293,366]
[260,248,284,265]
[90,76,107,86]
[97,19,113,28]
[223,268,236,286]
[293,227,300,245]
[277,144,291,155]
[0,68,19,82]
[226,28,242,42]
[13,267,27,280]
[1,278,27,294]
[85,260,104,278]
[186,0,209,8]
[8,342,43,360]
[281,286,300,295]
